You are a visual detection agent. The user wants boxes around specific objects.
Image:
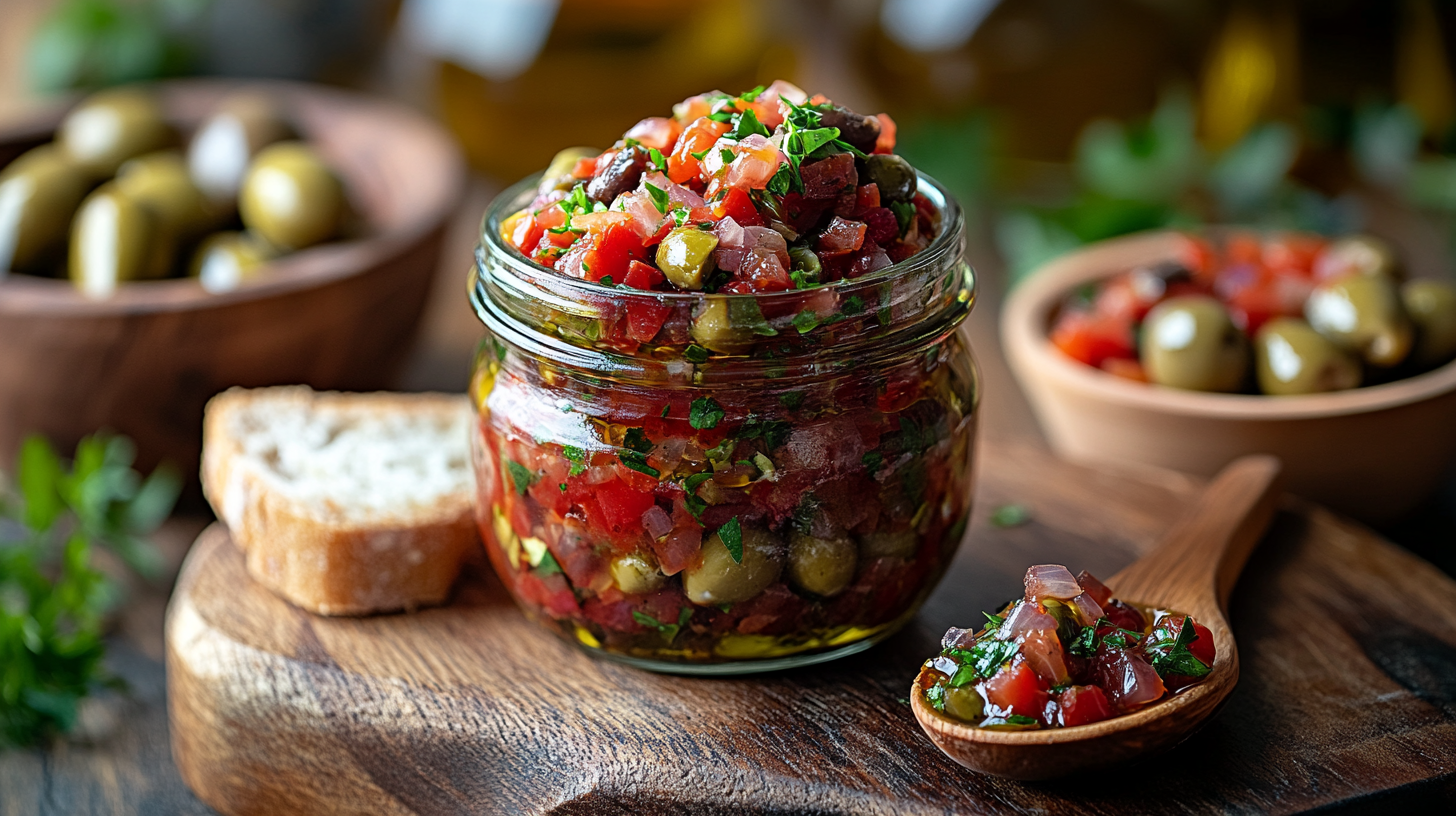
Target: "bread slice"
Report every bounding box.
[201,386,478,615]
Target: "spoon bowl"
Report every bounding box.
[913,455,1283,779]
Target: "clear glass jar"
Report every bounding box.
[469,172,978,674]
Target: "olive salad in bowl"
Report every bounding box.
[0,85,349,297]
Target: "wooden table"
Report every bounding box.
[3,187,1456,815]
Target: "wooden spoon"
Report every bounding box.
[912,454,1283,780]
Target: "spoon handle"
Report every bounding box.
[1110,455,1283,613]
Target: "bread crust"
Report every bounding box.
[201,386,477,616]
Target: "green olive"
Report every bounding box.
[0,145,89,274]
[858,529,917,559]
[538,147,598,195]
[657,226,718,291]
[1402,279,1456,369]
[860,154,917,202]
[239,142,343,250]
[191,231,276,293]
[683,524,784,605]
[116,151,220,241]
[1305,274,1414,367]
[58,87,173,178]
[1314,235,1398,281]
[788,246,821,284]
[609,550,666,595]
[69,183,169,298]
[787,532,857,597]
[1140,296,1249,392]
[1254,318,1362,395]
[187,91,294,202]
[941,685,985,723]
[690,297,759,354]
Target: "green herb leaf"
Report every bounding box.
[719,147,737,165]
[536,551,563,576]
[983,611,1005,629]
[862,450,883,473]
[727,298,778,337]
[1147,616,1212,678]
[777,391,804,410]
[1069,625,1098,657]
[967,638,1020,679]
[684,345,711,363]
[737,417,792,450]
[646,182,670,214]
[718,517,743,564]
[623,427,654,453]
[843,295,865,315]
[618,455,661,479]
[506,460,537,494]
[890,199,915,234]
[562,445,588,476]
[990,503,1031,528]
[925,682,947,712]
[726,107,770,141]
[689,397,725,430]
[792,310,821,334]
[599,275,614,286]
[690,148,710,161]
[648,147,668,171]
[739,84,765,102]
[1005,714,1038,726]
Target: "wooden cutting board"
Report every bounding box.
[165,439,1456,815]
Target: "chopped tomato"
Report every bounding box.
[1056,685,1115,727]
[982,658,1050,721]
[571,156,598,179]
[668,116,730,184]
[1263,234,1322,276]
[624,116,682,152]
[713,186,764,227]
[623,259,665,291]
[816,216,867,254]
[1049,311,1136,367]
[592,476,656,536]
[873,112,897,154]
[502,211,542,255]
[1223,273,1311,334]
[1177,234,1218,283]
[556,212,645,283]
[856,183,881,211]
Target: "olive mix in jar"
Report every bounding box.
[470,82,978,671]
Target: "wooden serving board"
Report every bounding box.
[165,439,1456,815]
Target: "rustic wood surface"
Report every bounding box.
[914,455,1283,780]
[0,80,465,483]
[160,437,1456,816]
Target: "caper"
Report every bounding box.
[1305,273,1413,367]
[690,297,757,354]
[0,145,88,274]
[1402,279,1456,369]
[683,524,784,605]
[861,154,917,202]
[57,87,173,178]
[191,231,276,293]
[188,91,294,202]
[69,183,169,299]
[1254,318,1362,395]
[116,151,220,241]
[788,246,821,284]
[787,532,857,597]
[858,529,917,559]
[609,550,666,595]
[538,147,598,195]
[657,226,718,290]
[1314,235,1398,281]
[239,142,343,250]
[1140,296,1249,392]
[941,685,985,723]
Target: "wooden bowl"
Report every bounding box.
[0,80,465,479]
[1002,230,1456,525]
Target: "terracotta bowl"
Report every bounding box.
[1002,230,1456,525]
[0,80,465,478]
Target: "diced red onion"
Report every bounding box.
[762,79,808,110]
[641,505,674,540]
[584,465,616,485]
[800,153,856,200]
[1024,564,1083,603]
[941,626,976,651]
[624,116,680,151]
[648,436,686,473]
[999,600,1058,641]
[1069,592,1106,627]
[1096,649,1166,711]
[1019,629,1070,687]
[848,244,892,278]
[1075,570,1114,605]
[653,524,701,576]
[816,216,867,253]
[642,171,705,208]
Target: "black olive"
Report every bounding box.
[817,104,881,154]
[585,145,648,204]
[860,154,917,202]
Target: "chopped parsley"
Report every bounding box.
[690,148,710,161]
[506,460,537,494]
[1069,625,1098,657]
[944,638,1019,683]
[633,607,692,644]
[725,107,770,141]
[737,417,792,449]
[717,517,744,564]
[646,182,670,214]
[682,471,714,520]
[1147,616,1212,678]
[535,551,562,576]
[843,295,865,315]
[792,310,821,334]
[598,275,613,286]
[689,397,725,430]
[777,391,804,410]
[982,611,1005,629]
[684,344,711,363]
[719,147,736,165]
[648,147,668,172]
[738,84,765,102]
[862,450,883,473]
[890,199,915,234]
[561,445,588,477]
[618,428,660,478]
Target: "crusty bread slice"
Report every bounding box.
[201,386,478,616]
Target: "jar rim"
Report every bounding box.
[475,169,968,305]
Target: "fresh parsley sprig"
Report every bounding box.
[1,434,179,747]
[1147,616,1211,678]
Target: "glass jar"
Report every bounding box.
[468,172,978,674]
